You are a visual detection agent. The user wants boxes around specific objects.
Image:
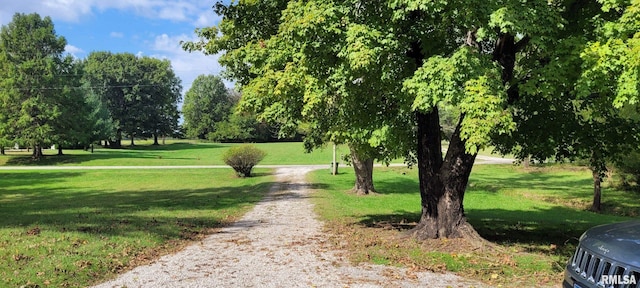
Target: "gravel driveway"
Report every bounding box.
[93,167,487,288]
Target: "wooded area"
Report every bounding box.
[0,13,182,157]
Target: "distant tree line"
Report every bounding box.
[182,74,301,143]
[0,13,182,159]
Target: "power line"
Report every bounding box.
[0,84,179,92]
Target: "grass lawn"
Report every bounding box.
[0,140,348,167]
[309,164,639,287]
[3,141,618,287]
[0,168,273,287]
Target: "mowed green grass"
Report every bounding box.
[310,164,639,287]
[0,140,346,166]
[0,168,273,287]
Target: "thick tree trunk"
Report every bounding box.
[130,135,135,146]
[349,145,375,195]
[0,146,4,155]
[591,169,602,212]
[153,133,159,145]
[57,146,63,156]
[32,144,43,160]
[409,111,482,240]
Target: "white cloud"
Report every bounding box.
[149,33,232,97]
[0,0,89,24]
[65,44,85,58]
[110,32,124,38]
[1,0,219,26]
[194,11,219,27]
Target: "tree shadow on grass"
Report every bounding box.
[356,205,632,264]
[0,171,83,189]
[352,166,635,264]
[0,169,329,240]
[0,170,276,240]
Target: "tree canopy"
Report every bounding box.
[0,13,70,159]
[182,74,233,140]
[83,52,182,147]
[191,0,640,239]
[1,14,184,156]
[184,0,415,194]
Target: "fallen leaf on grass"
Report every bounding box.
[26,227,41,236]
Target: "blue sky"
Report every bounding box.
[0,0,230,95]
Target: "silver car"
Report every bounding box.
[563,220,640,288]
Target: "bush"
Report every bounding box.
[222,145,266,177]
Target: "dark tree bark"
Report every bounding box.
[111,129,123,148]
[408,110,483,240]
[404,31,527,240]
[1,146,5,155]
[130,134,135,146]
[591,169,602,212]
[589,150,606,212]
[57,146,63,156]
[32,144,43,160]
[153,133,159,145]
[349,145,375,195]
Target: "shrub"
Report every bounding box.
[222,145,266,177]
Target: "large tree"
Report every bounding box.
[0,13,68,159]
[182,75,232,140]
[184,1,414,195]
[187,1,634,239]
[83,52,181,147]
[83,52,134,148]
[492,0,640,212]
[136,57,182,145]
[84,86,116,149]
[575,0,640,211]
[51,56,93,155]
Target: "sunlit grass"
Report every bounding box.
[0,168,273,287]
[0,141,348,166]
[310,164,637,287]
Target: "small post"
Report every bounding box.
[332,143,338,175]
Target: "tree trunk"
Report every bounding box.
[153,133,159,145]
[589,150,606,212]
[57,146,63,156]
[408,111,483,240]
[1,146,4,155]
[591,169,602,212]
[32,144,43,160]
[349,145,375,195]
[112,129,123,148]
